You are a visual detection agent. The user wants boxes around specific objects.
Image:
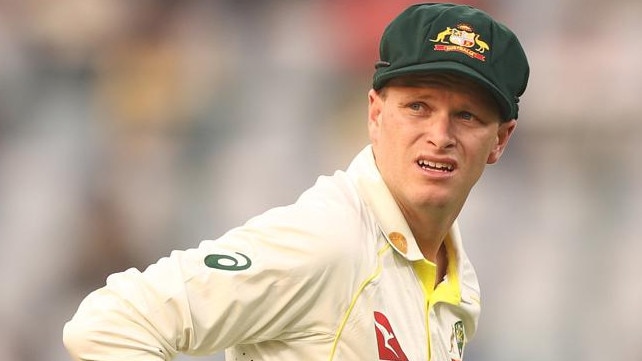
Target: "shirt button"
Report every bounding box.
[388,232,407,254]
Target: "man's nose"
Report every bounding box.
[425,112,456,149]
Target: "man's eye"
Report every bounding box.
[408,102,425,112]
[458,111,475,121]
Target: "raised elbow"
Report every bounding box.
[62,317,92,360]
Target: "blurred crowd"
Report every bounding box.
[0,1,640,361]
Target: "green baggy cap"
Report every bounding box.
[373,3,530,120]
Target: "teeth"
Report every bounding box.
[418,159,453,171]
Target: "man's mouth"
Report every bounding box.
[417,159,454,172]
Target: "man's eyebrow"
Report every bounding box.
[395,89,440,100]
[394,94,435,107]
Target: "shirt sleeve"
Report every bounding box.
[63,177,366,360]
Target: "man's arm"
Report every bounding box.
[63,193,360,360]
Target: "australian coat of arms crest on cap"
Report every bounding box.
[429,24,489,61]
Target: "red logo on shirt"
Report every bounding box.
[374,311,408,361]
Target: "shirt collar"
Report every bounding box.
[346,145,468,304]
[345,145,421,260]
[346,145,464,264]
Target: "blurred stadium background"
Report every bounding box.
[1,1,641,360]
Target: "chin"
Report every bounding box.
[413,191,453,209]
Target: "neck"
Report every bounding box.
[400,203,461,262]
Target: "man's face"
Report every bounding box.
[367,75,516,214]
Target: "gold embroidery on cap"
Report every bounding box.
[388,232,408,254]
[430,23,489,61]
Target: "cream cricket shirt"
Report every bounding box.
[63,146,481,361]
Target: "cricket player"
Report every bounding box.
[63,3,529,360]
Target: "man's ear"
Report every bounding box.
[487,119,517,164]
[367,89,383,144]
